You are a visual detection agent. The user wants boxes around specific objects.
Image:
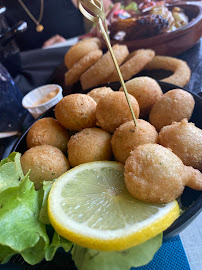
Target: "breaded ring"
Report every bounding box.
[65,50,103,86]
[107,49,155,83]
[64,37,101,69]
[145,56,191,87]
[87,87,114,103]
[111,119,158,164]
[149,89,195,132]
[159,119,202,170]
[55,94,97,131]
[96,91,140,133]
[67,127,112,167]
[80,44,129,90]
[119,76,163,118]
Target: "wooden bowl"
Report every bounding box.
[98,1,202,56]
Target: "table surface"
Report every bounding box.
[1,36,202,269]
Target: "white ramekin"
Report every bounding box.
[22,84,63,119]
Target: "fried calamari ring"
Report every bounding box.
[145,56,191,87]
[64,37,101,69]
[65,50,103,86]
[149,89,195,132]
[80,44,129,90]
[87,86,114,103]
[106,49,155,83]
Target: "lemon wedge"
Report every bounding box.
[48,161,179,251]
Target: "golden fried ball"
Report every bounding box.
[87,87,114,103]
[149,89,195,132]
[55,94,97,131]
[159,119,202,170]
[119,77,163,118]
[21,145,70,190]
[124,144,187,203]
[111,119,158,164]
[96,92,140,133]
[67,127,112,167]
[26,117,69,153]
[124,143,202,203]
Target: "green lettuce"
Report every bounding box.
[0,174,49,264]
[71,234,162,270]
[0,152,163,268]
[0,152,23,192]
[0,152,73,265]
[121,2,139,13]
[0,245,17,264]
[39,180,55,225]
[45,231,73,261]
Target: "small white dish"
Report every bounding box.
[22,84,63,119]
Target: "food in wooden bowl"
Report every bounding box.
[93,1,202,56]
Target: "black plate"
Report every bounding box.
[11,81,202,242]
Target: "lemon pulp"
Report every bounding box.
[48,161,179,251]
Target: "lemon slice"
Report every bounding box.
[48,161,179,251]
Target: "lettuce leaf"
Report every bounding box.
[45,231,73,261]
[0,245,17,264]
[71,233,162,270]
[120,2,139,13]
[0,174,49,265]
[39,180,55,225]
[0,152,163,268]
[0,152,24,193]
[125,2,139,12]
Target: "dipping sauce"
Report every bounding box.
[32,88,59,106]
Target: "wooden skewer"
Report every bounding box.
[79,0,137,126]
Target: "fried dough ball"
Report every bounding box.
[111,119,158,164]
[21,145,70,190]
[96,92,140,133]
[55,94,97,131]
[159,119,202,170]
[67,128,112,167]
[149,89,195,132]
[26,117,69,153]
[124,144,202,204]
[119,77,163,118]
[87,87,114,103]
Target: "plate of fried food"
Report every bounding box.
[0,37,201,269]
[4,77,201,269]
[91,0,202,56]
[63,36,191,91]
